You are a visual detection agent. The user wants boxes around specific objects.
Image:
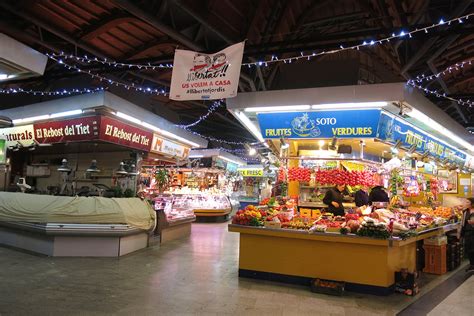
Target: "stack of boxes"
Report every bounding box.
[446,236,464,271]
[423,235,447,275]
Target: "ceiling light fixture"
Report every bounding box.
[280,137,289,149]
[244,144,257,156]
[311,102,388,109]
[235,111,265,143]
[218,155,244,166]
[244,105,311,112]
[406,108,474,152]
[329,137,338,150]
[50,109,83,119]
[115,112,200,147]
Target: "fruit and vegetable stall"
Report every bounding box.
[229,198,461,295]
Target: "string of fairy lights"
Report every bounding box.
[407,57,474,107]
[44,13,473,70]
[46,54,169,96]
[177,100,223,128]
[1,12,473,144]
[0,87,106,96]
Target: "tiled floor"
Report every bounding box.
[428,276,473,316]
[0,222,468,315]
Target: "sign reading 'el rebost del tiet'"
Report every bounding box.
[169,42,245,100]
[99,116,153,151]
[34,116,99,143]
[257,109,381,139]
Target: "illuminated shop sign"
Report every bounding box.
[150,134,190,158]
[257,109,381,139]
[0,125,35,147]
[34,116,99,143]
[99,116,153,151]
[377,112,466,162]
[0,138,6,164]
[239,168,264,177]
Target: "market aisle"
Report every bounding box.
[0,223,464,315]
[428,276,473,316]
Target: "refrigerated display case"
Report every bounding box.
[154,193,233,223]
[154,194,196,243]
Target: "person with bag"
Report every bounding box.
[461,197,474,273]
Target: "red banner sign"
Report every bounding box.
[99,116,152,151]
[34,116,100,144]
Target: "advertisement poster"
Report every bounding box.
[150,134,190,158]
[257,109,381,139]
[377,113,466,162]
[0,125,35,147]
[99,116,153,151]
[34,116,100,144]
[169,41,245,100]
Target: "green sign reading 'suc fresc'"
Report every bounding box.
[0,138,6,164]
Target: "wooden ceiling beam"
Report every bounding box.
[79,16,136,41]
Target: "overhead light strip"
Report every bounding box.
[235,111,265,143]
[115,112,200,148]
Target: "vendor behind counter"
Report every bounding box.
[323,184,345,216]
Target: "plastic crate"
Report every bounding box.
[423,244,447,275]
[310,279,345,296]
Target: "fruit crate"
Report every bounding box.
[423,244,447,275]
[310,278,345,296]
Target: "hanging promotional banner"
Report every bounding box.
[377,112,466,162]
[99,116,153,151]
[150,134,190,158]
[0,125,35,147]
[34,116,100,144]
[169,41,245,100]
[257,109,381,139]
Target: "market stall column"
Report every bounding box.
[288,159,300,197]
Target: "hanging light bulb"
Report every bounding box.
[57,159,71,172]
[128,163,139,176]
[86,160,101,173]
[115,162,128,175]
[280,137,289,149]
[329,137,338,151]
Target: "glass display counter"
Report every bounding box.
[155,193,233,222]
[153,194,196,243]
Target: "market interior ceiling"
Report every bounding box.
[0,0,473,146]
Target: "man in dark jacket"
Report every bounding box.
[369,186,389,205]
[354,186,369,207]
[323,184,345,216]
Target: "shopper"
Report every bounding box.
[354,186,369,207]
[323,184,345,216]
[461,197,474,272]
[368,185,390,205]
[260,180,273,201]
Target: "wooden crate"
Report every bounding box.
[423,244,447,275]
